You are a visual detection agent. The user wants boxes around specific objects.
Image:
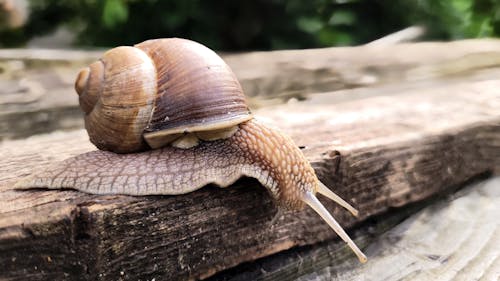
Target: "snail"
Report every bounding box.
[14,38,367,263]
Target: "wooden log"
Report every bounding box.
[3,39,500,140]
[1,79,499,280]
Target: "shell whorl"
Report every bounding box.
[75,62,101,114]
[76,46,157,153]
[137,38,252,148]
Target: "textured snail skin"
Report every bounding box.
[15,119,313,209]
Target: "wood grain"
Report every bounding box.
[334,177,500,281]
[1,78,499,280]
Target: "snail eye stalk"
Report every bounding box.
[302,191,367,263]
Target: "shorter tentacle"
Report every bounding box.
[317,181,359,217]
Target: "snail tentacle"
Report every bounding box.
[302,191,368,263]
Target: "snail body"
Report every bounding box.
[15,38,367,263]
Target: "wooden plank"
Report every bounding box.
[334,177,500,281]
[3,39,500,140]
[210,176,500,281]
[1,79,499,280]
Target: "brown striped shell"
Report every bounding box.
[75,38,252,153]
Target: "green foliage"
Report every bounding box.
[0,0,499,50]
[389,0,500,40]
[102,0,128,28]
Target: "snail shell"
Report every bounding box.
[75,38,252,153]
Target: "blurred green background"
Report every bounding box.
[1,0,499,50]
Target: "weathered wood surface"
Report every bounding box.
[325,177,500,281]
[210,176,500,281]
[1,74,499,280]
[2,39,500,140]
